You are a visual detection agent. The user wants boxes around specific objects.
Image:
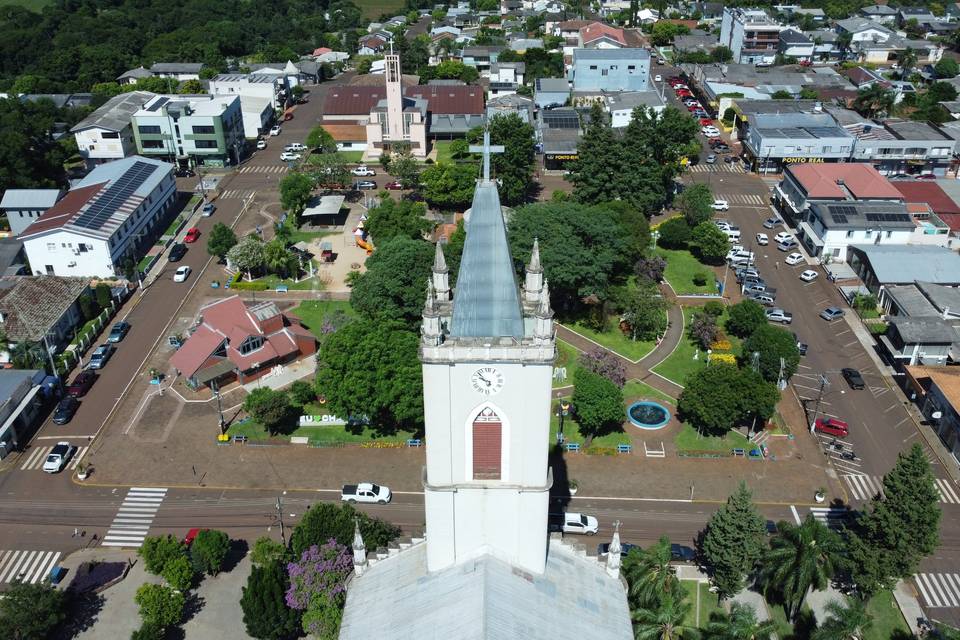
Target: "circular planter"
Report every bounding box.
[814,492,826,503]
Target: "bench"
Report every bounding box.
[406,438,422,448]
[275,284,288,293]
[617,444,632,454]
[232,435,248,444]
[564,442,581,452]
[732,448,746,457]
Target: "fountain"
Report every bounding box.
[627,401,671,430]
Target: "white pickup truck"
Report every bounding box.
[341,482,392,505]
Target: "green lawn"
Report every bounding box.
[257,273,326,291]
[863,591,910,640]
[553,340,581,388]
[307,150,364,165]
[680,581,723,627]
[289,300,355,337]
[227,419,414,444]
[565,321,656,362]
[674,423,749,453]
[163,215,185,237]
[652,307,742,386]
[548,393,630,448]
[433,140,475,165]
[352,0,405,19]
[622,380,676,405]
[137,255,154,273]
[655,248,717,295]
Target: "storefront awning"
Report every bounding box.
[797,221,824,247]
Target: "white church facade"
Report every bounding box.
[338,136,633,639]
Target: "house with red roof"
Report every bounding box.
[169,296,316,388]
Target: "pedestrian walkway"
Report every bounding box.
[914,573,960,608]
[713,193,766,206]
[688,163,746,174]
[809,506,849,530]
[219,189,256,200]
[843,473,960,504]
[237,165,287,174]
[0,550,62,585]
[20,445,87,471]
[102,487,167,548]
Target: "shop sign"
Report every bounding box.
[783,157,824,164]
[546,154,579,161]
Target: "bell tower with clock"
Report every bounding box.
[419,133,555,575]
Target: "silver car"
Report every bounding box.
[820,307,844,321]
[766,308,793,324]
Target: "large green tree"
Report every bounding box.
[704,603,777,640]
[761,516,843,620]
[279,172,314,224]
[0,98,69,193]
[507,202,631,313]
[571,369,624,440]
[241,559,301,640]
[811,598,873,640]
[243,387,295,435]
[419,161,477,209]
[741,325,801,384]
[305,126,337,153]
[316,318,423,434]
[227,236,266,280]
[631,593,698,640]
[364,198,432,244]
[190,529,231,576]
[690,221,729,265]
[677,183,714,227]
[700,482,768,600]
[569,104,624,206]
[0,580,66,640]
[623,536,681,610]
[206,222,237,260]
[621,282,670,341]
[349,237,434,328]
[473,112,536,205]
[290,502,400,556]
[135,583,185,631]
[726,300,768,339]
[139,534,186,575]
[678,364,779,435]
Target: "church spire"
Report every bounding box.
[422,278,442,345]
[524,238,544,304]
[433,242,450,300]
[605,520,622,579]
[352,518,368,577]
[528,238,542,273]
[534,279,554,341]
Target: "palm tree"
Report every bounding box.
[623,536,681,609]
[811,598,873,640]
[10,341,45,370]
[853,84,895,118]
[264,239,297,279]
[898,47,918,80]
[837,32,853,62]
[759,515,843,621]
[703,603,777,640]
[632,593,700,640]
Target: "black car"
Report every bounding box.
[108,321,131,343]
[52,396,80,425]
[793,333,808,356]
[670,544,696,562]
[597,542,640,557]
[174,168,195,178]
[842,367,865,390]
[168,243,187,262]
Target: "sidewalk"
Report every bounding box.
[242,357,316,392]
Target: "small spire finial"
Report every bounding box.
[433,242,448,273]
[606,520,622,578]
[424,278,437,314]
[352,518,368,577]
[528,238,542,273]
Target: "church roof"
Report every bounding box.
[450,180,524,339]
[339,539,633,640]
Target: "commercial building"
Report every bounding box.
[719,7,783,65]
[117,63,205,85]
[0,189,64,237]
[570,48,650,92]
[904,366,960,463]
[534,77,571,109]
[132,95,245,168]
[742,111,855,173]
[0,275,90,348]
[847,244,960,298]
[20,156,176,279]
[70,91,157,170]
[0,369,48,457]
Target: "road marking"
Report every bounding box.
[19,446,87,471]
[937,478,960,504]
[810,506,849,530]
[916,573,960,608]
[789,504,801,525]
[0,550,61,585]
[237,165,288,174]
[102,487,167,548]
[220,189,257,200]
[843,340,859,348]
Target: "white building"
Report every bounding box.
[132,95,245,167]
[208,73,287,111]
[338,137,633,639]
[719,7,783,64]
[365,55,428,158]
[20,156,176,278]
[70,91,157,169]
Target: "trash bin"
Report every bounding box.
[49,566,66,585]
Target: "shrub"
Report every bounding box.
[231,280,270,291]
[710,353,738,365]
[138,535,186,575]
[656,217,691,249]
[190,529,231,576]
[288,380,317,407]
[703,300,725,316]
[692,270,711,286]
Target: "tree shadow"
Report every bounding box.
[791,608,817,640]
[221,538,249,574]
[179,591,206,626]
[54,592,105,639]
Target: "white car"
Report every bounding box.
[352,166,376,176]
[173,265,191,282]
[269,125,282,136]
[765,308,793,324]
[785,252,805,266]
[702,127,721,137]
[560,512,599,535]
[654,74,662,82]
[712,199,729,211]
[756,233,769,245]
[773,231,794,245]
[255,139,267,150]
[43,442,76,474]
[284,143,307,152]
[341,482,392,504]
[799,269,819,282]
[279,152,301,162]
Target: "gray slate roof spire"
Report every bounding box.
[433,241,448,273]
[424,278,438,315]
[528,237,542,273]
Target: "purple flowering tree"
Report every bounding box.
[577,348,627,388]
[286,540,353,639]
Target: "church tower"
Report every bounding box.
[420,133,555,575]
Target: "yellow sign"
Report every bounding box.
[783,157,825,164]
[546,154,579,161]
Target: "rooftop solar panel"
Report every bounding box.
[73,161,158,231]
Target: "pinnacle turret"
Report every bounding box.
[528,238,542,273]
[353,518,368,577]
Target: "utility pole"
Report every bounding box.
[809,374,829,433]
[212,379,225,432]
[276,496,286,546]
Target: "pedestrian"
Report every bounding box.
[775,261,779,270]
[73,528,78,538]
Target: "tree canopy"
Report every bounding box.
[0,580,66,640]
[241,559,301,640]
[677,183,714,227]
[741,325,801,384]
[468,112,536,205]
[678,364,779,435]
[290,501,400,556]
[349,237,434,328]
[571,369,625,440]
[699,482,768,600]
[364,198,432,244]
[420,161,478,210]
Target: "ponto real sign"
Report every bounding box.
[783,157,825,164]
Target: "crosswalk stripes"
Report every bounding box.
[937,478,960,504]
[20,446,87,471]
[237,165,288,174]
[810,506,850,530]
[687,163,746,174]
[0,550,62,585]
[220,189,256,200]
[842,474,960,504]
[713,193,766,206]
[102,487,167,548]
[915,573,960,608]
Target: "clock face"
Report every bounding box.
[471,367,504,396]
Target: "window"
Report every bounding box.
[628,65,636,70]
[46,243,55,250]
[589,65,598,70]
[141,139,164,149]
[192,125,215,134]
[846,230,854,238]
[866,229,873,238]
[138,125,161,135]
[601,69,608,76]
[238,335,264,355]
[472,406,502,480]
[195,140,219,149]
[886,230,892,238]
[102,131,119,139]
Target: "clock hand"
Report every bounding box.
[479,375,492,386]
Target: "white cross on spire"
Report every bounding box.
[468,129,505,183]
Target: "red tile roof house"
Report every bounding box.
[169,296,316,389]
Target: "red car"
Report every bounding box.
[814,417,849,438]
[699,118,713,126]
[66,370,97,397]
[184,227,201,243]
[384,181,404,190]
[687,105,701,112]
[183,528,207,546]
[675,90,692,97]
